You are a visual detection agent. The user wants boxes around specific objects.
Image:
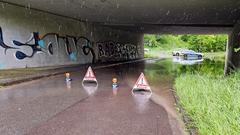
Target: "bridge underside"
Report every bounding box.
[1,0,239,27]
[0,0,240,74]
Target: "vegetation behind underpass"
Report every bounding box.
[144,34,227,59]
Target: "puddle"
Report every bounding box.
[82,82,98,95]
[132,93,151,113]
[112,87,118,95]
[132,89,152,98]
[66,81,72,90]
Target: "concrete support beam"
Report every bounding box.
[108,25,233,35]
[224,23,240,75]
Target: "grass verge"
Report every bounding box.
[175,73,240,135]
[0,68,45,79]
[144,47,172,58]
[144,53,159,58]
[203,52,226,60]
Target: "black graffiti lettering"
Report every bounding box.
[79,38,95,63]
[48,43,53,55]
[97,41,138,61]
[105,43,110,57]
[113,44,118,57]
[0,27,18,54]
[64,37,71,55]
[98,43,104,57]
[116,43,122,58]
[109,41,115,57]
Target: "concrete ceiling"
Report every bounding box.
[1,0,239,33]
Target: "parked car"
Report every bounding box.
[172,49,203,59]
[144,48,150,52]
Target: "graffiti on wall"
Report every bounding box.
[0,27,18,54]
[0,27,96,63]
[13,32,47,60]
[0,26,139,64]
[97,41,138,61]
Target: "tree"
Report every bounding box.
[144,34,227,52]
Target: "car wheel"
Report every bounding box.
[183,54,187,59]
[176,53,179,56]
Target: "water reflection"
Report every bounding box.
[145,59,157,64]
[66,81,72,90]
[174,58,225,76]
[132,89,152,98]
[82,82,98,95]
[112,87,118,96]
[172,56,204,65]
[133,94,150,112]
[145,58,225,78]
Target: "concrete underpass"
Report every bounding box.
[0,0,240,135]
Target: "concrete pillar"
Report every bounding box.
[224,23,240,75]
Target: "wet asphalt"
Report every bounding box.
[0,59,185,135]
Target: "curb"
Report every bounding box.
[0,58,154,87]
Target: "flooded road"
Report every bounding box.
[0,58,225,135]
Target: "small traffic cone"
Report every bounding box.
[65,72,72,82]
[112,78,118,88]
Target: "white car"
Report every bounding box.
[144,48,150,52]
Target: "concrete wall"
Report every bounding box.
[224,22,240,75]
[0,3,144,69]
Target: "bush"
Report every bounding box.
[144,34,227,52]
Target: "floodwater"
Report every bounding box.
[0,58,225,135]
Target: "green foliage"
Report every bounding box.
[144,34,189,50]
[144,34,227,52]
[182,35,227,52]
[144,34,161,48]
[144,53,159,58]
[175,73,240,135]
